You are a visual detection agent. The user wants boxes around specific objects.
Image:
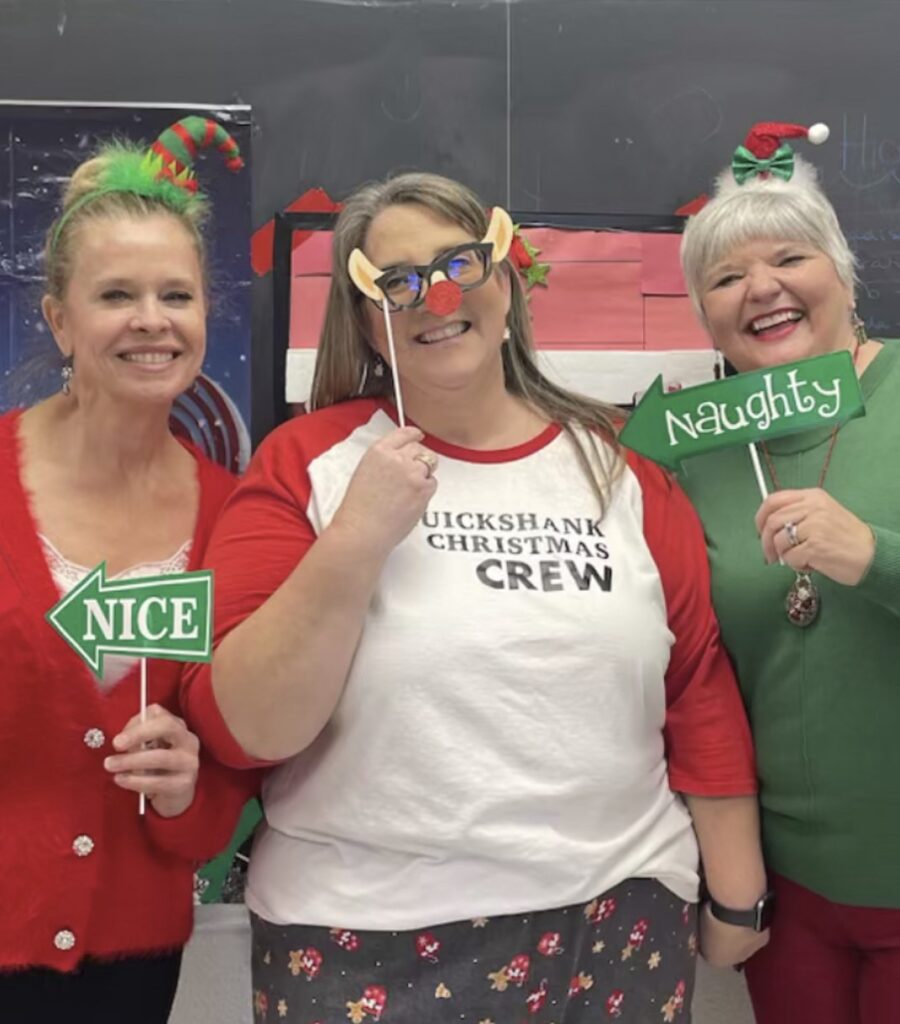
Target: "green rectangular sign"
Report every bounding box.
[619,350,865,469]
[46,564,213,676]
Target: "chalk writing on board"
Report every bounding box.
[840,113,900,188]
[845,229,900,244]
[380,71,424,124]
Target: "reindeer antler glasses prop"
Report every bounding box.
[347,207,514,426]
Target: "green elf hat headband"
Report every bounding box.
[50,116,244,252]
[730,120,829,186]
[347,207,514,427]
[150,116,243,187]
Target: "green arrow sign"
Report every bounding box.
[619,350,865,469]
[46,564,213,676]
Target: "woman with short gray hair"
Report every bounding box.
[679,120,900,1024]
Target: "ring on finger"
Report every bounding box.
[784,520,801,548]
[413,452,438,478]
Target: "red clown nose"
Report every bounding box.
[425,279,462,316]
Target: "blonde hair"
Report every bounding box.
[44,140,210,301]
[310,172,622,513]
[0,141,213,408]
[681,157,857,315]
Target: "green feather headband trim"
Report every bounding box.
[49,143,208,254]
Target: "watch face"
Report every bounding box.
[756,892,776,931]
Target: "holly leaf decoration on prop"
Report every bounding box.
[619,351,865,471]
[347,206,515,426]
[509,225,551,291]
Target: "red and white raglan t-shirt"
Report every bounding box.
[183,398,756,930]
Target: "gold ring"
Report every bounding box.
[413,452,437,477]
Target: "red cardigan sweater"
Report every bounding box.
[0,410,257,972]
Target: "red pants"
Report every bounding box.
[745,873,900,1024]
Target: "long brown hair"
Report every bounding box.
[311,172,622,513]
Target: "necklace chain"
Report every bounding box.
[758,340,861,492]
[760,425,839,492]
[756,340,862,628]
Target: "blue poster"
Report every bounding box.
[0,102,252,471]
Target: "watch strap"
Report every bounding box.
[707,891,775,932]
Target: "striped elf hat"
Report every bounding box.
[149,115,244,192]
[50,116,244,251]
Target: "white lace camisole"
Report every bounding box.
[39,535,192,690]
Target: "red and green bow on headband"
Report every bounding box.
[731,143,795,185]
[677,121,828,215]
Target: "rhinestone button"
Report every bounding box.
[72,835,94,858]
[83,728,105,749]
[53,929,76,951]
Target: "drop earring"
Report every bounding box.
[358,353,387,395]
[60,357,74,395]
[713,349,725,380]
[851,309,868,347]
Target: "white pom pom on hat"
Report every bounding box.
[743,120,830,158]
[807,122,830,145]
[682,119,832,209]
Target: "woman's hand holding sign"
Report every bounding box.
[755,487,876,586]
[105,705,201,818]
[333,426,438,558]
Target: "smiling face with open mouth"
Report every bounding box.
[42,212,207,407]
[701,238,854,374]
[361,202,511,401]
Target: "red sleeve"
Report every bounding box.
[142,449,264,856]
[144,754,263,862]
[626,450,757,796]
[181,412,351,769]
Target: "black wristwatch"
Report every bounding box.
[706,890,775,932]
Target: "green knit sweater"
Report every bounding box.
[678,341,900,907]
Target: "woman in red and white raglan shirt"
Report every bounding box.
[184,173,765,1023]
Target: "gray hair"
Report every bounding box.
[680,158,857,316]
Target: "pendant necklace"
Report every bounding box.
[759,430,838,627]
[758,341,861,628]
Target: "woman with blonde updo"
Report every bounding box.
[0,119,256,1024]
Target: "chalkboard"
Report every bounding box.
[509,1,900,342]
[2,0,899,442]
